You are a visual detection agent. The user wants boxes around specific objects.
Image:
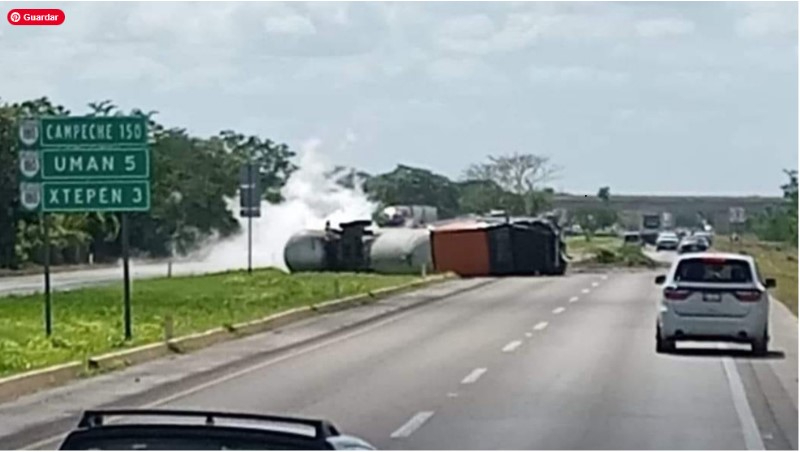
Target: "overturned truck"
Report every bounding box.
[284,221,432,275]
[430,217,567,277]
[283,216,566,277]
[283,221,374,273]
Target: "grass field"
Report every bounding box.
[713,236,798,315]
[565,236,621,257]
[566,235,657,268]
[0,269,417,378]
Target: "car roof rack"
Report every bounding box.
[76,409,340,440]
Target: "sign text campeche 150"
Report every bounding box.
[18,116,151,212]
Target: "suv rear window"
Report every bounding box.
[674,258,752,283]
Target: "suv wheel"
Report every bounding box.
[751,332,768,356]
[656,325,675,353]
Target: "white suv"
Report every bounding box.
[655,252,775,355]
[655,232,679,251]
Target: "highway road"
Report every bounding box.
[0,259,237,297]
[0,265,796,449]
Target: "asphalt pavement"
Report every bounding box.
[0,259,233,297]
[0,263,796,449]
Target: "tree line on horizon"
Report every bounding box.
[0,97,794,270]
[0,97,567,269]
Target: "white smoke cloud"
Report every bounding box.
[194,138,376,272]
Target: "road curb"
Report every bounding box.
[0,361,84,403]
[0,274,454,404]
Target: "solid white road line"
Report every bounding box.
[391,411,435,439]
[722,356,765,450]
[569,296,579,303]
[581,288,590,294]
[461,367,487,384]
[533,321,549,331]
[591,282,599,287]
[502,340,523,352]
[552,307,565,315]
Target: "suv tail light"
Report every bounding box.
[734,290,763,302]
[664,288,691,301]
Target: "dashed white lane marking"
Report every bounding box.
[461,367,487,384]
[721,354,765,450]
[601,275,608,280]
[581,288,590,294]
[525,332,533,338]
[391,411,435,438]
[533,321,549,331]
[552,307,566,315]
[447,392,458,398]
[591,282,599,287]
[569,296,579,303]
[502,340,523,352]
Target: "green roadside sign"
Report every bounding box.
[40,116,147,147]
[42,148,149,179]
[17,115,151,340]
[17,116,151,213]
[42,180,150,212]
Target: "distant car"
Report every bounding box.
[655,252,775,355]
[655,232,679,251]
[692,231,714,247]
[678,238,709,254]
[622,232,642,246]
[58,409,376,450]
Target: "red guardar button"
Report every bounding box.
[8,9,65,26]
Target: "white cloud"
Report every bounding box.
[635,18,695,38]
[305,3,350,26]
[439,14,496,38]
[529,66,630,85]
[656,70,736,86]
[344,129,358,145]
[428,58,479,81]
[427,57,506,83]
[436,11,633,55]
[735,11,796,38]
[264,14,316,35]
[78,55,170,84]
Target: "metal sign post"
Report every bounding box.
[17,115,151,340]
[239,163,261,274]
[248,204,253,274]
[122,213,132,340]
[41,212,52,336]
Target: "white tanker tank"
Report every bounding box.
[283,230,328,272]
[369,228,431,275]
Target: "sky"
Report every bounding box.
[1,1,797,196]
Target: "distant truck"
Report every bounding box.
[381,205,438,227]
[640,212,662,245]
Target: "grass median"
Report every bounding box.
[0,269,418,378]
[565,236,621,258]
[713,236,798,315]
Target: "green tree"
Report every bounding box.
[328,166,372,191]
[597,186,611,204]
[219,130,297,204]
[0,97,72,268]
[364,165,461,219]
[456,179,525,216]
[464,152,560,215]
[751,169,798,243]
